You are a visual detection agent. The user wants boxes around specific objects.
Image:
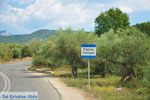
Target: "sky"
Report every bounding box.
[0,0,150,35]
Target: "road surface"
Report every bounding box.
[0,61,61,100]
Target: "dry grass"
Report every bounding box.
[52,67,148,100]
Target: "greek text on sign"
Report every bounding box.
[81,44,96,58]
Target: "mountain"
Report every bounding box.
[0,30,10,36]
[0,29,57,44]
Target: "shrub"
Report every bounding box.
[0,44,13,61]
[92,28,150,82]
[21,44,32,57]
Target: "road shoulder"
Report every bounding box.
[27,68,85,100]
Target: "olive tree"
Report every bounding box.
[93,28,150,82]
[55,28,95,78]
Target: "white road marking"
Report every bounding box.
[2,72,11,93]
[0,72,11,93]
[0,72,7,93]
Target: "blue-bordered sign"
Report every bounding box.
[81,44,96,58]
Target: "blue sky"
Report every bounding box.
[0,0,150,34]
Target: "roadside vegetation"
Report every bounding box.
[53,68,149,100]
[1,8,150,99]
[30,8,150,100]
[30,27,150,100]
[0,43,32,63]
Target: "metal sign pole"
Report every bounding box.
[88,59,90,90]
[81,44,96,91]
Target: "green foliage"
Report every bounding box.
[134,22,150,36]
[92,28,150,83]
[0,44,13,61]
[32,37,59,69]
[29,39,43,55]
[0,43,33,62]
[32,28,150,82]
[55,28,96,77]
[142,65,150,88]
[1,27,149,99]
[9,44,23,58]
[0,43,32,62]
[95,8,130,36]
[21,44,32,57]
[32,28,96,77]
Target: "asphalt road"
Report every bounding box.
[0,61,61,100]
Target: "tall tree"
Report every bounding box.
[95,8,130,36]
[134,22,150,36]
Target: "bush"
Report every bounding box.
[21,44,32,57]
[32,28,96,77]
[92,28,150,82]
[0,43,32,62]
[32,28,150,82]
[0,44,13,61]
[9,44,22,58]
[142,65,150,88]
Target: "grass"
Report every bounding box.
[54,68,149,100]
[62,77,148,100]
[31,66,149,100]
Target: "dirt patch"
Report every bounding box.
[1,57,32,64]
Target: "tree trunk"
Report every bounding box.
[101,62,105,78]
[102,72,105,78]
[120,68,135,83]
[120,72,128,82]
[125,69,135,83]
[72,66,77,78]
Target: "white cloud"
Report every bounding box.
[119,6,133,13]
[115,0,150,12]
[0,0,102,33]
[0,0,150,34]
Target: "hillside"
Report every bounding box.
[0,29,57,44]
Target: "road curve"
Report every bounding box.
[0,61,61,100]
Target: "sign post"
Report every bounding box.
[81,44,96,90]
[88,59,90,90]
